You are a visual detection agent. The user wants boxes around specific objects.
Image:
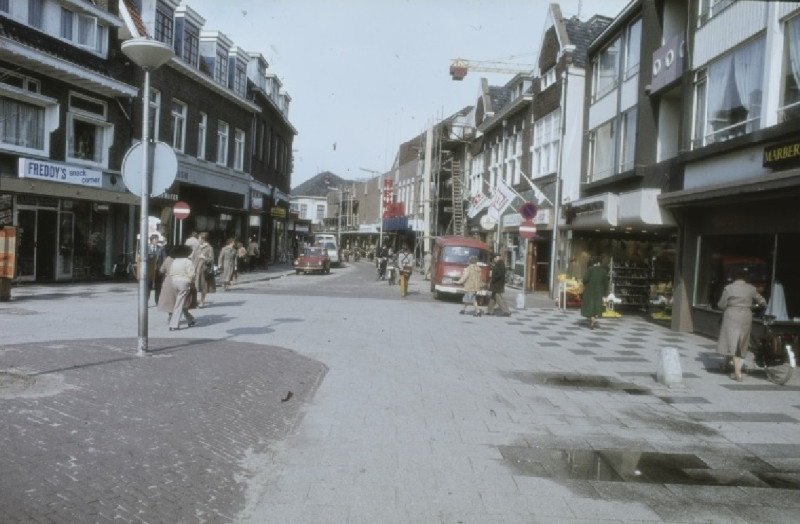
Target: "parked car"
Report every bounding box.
[294,247,331,275]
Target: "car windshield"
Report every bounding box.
[324,242,336,250]
[442,246,488,264]
[305,248,326,257]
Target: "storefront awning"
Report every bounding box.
[618,189,676,227]
[658,167,800,208]
[564,193,618,229]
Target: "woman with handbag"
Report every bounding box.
[191,232,216,308]
[457,256,485,317]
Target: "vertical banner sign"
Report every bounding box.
[0,226,17,278]
[382,179,394,218]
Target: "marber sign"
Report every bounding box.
[19,158,102,188]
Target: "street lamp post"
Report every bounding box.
[121,38,174,355]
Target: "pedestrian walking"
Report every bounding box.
[581,257,609,329]
[191,232,215,308]
[235,241,247,275]
[247,237,260,271]
[168,245,197,331]
[397,246,414,297]
[157,247,179,323]
[184,231,199,251]
[457,256,486,317]
[487,253,512,317]
[218,237,236,291]
[717,268,767,381]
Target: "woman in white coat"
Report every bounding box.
[717,268,766,381]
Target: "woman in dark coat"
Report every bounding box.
[581,257,608,329]
[717,268,766,381]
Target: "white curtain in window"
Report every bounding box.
[789,17,800,91]
[0,98,43,149]
[732,38,765,120]
[707,54,733,121]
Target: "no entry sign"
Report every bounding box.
[173,201,190,220]
[519,219,537,239]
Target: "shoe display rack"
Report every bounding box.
[609,259,650,309]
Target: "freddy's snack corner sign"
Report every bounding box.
[19,158,103,188]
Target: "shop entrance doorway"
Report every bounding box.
[17,208,57,281]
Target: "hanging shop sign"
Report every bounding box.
[270,207,286,218]
[19,158,102,188]
[763,140,800,170]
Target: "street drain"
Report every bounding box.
[498,447,800,489]
[505,371,651,395]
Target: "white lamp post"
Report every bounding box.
[121,38,174,355]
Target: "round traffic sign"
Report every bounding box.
[520,201,538,220]
[519,219,537,239]
[121,141,178,197]
[173,201,190,220]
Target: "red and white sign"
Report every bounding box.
[173,201,190,220]
[519,219,537,239]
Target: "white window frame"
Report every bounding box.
[215,48,228,85]
[28,0,43,29]
[216,121,229,166]
[171,99,187,152]
[197,112,207,160]
[692,37,765,149]
[66,92,111,167]
[592,36,621,102]
[0,79,57,156]
[233,128,245,171]
[532,110,561,177]
[779,14,800,123]
[541,67,556,90]
[624,18,642,79]
[588,118,615,183]
[619,108,637,172]
[149,87,161,141]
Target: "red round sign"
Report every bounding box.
[519,219,537,239]
[173,201,190,220]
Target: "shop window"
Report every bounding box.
[694,233,800,318]
[67,93,111,166]
[780,15,800,123]
[692,37,765,148]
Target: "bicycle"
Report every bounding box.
[112,251,136,281]
[749,314,797,385]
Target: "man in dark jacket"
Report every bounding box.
[487,253,512,316]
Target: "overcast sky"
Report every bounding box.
[187,0,632,187]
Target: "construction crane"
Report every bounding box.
[449,57,534,81]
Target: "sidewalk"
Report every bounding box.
[2,264,798,523]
